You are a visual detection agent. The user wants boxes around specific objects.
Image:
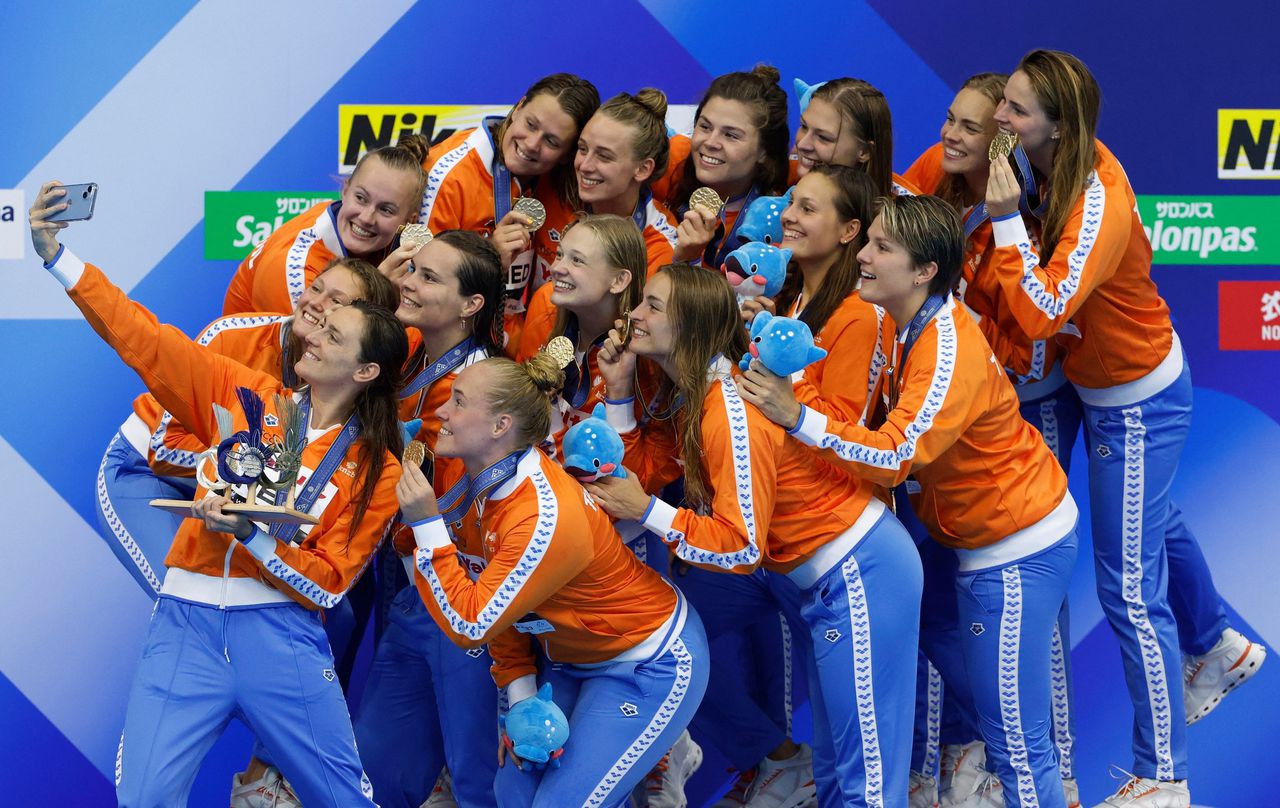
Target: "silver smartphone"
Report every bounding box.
[47,183,98,222]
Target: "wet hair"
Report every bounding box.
[875,195,964,298]
[649,264,750,510]
[480,352,566,447]
[809,78,896,197]
[1016,49,1102,261]
[772,165,877,334]
[430,230,505,358]
[284,258,399,387]
[349,300,410,530]
[494,73,600,211]
[933,72,1010,210]
[670,65,790,211]
[594,88,671,186]
[551,213,648,340]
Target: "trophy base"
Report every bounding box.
[149,499,319,525]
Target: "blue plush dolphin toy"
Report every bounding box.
[740,311,828,376]
[724,241,790,301]
[794,78,827,113]
[501,682,570,770]
[736,188,794,246]
[562,403,625,482]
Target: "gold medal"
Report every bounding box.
[690,186,725,217]
[513,197,546,232]
[403,440,426,468]
[543,336,576,370]
[397,223,433,248]
[988,130,1018,162]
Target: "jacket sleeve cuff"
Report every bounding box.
[604,398,638,433]
[46,246,86,289]
[412,516,452,552]
[506,674,537,705]
[992,214,1029,248]
[790,405,828,447]
[641,496,678,537]
[242,526,278,562]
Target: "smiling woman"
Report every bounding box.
[29,182,408,807]
[223,141,427,315]
[412,74,599,352]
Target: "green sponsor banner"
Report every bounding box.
[1138,195,1278,265]
[204,191,339,260]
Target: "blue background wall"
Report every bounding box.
[1,1,1276,804]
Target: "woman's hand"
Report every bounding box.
[377,241,420,284]
[493,210,534,270]
[596,318,636,400]
[740,295,776,325]
[585,469,651,522]
[28,181,70,264]
[396,461,440,523]
[191,495,254,540]
[737,360,802,430]
[673,206,718,263]
[985,156,1022,219]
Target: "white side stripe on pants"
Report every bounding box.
[999,566,1039,806]
[584,638,696,808]
[842,555,885,808]
[924,660,943,777]
[1049,620,1074,778]
[1121,405,1175,780]
[97,435,161,595]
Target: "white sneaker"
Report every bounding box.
[711,767,758,807]
[743,743,817,808]
[1064,776,1081,808]
[420,767,458,808]
[1184,627,1266,724]
[1092,772,1190,808]
[230,766,302,808]
[634,730,703,808]
[953,771,1004,808]
[908,770,940,808]
[939,741,986,807]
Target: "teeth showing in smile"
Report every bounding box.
[799,155,815,166]
[698,153,725,166]
[581,178,603,186]
[632,326,649,338]
[302,311,320,325]
[351,223,374,238]
[860,271,877,280]
[303,350,320,361]
[440,426,453,436]
[783,229,803,240]
[553,280,576,291]
[401,297,421,309]
[516,145,537,163]
[944,147,965,159]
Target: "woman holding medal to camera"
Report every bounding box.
[223,142,427,315]
[412,73,599,352]
[31,182,407,807]
[587,264,922,808]
[395,348,708,808]
[738,195,1079,808]
[901,72,1085,807]
[354,228,507,808]
[663,65,791,268]
[984,50,1265,807]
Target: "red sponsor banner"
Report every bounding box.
[1219,280,1280,350]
